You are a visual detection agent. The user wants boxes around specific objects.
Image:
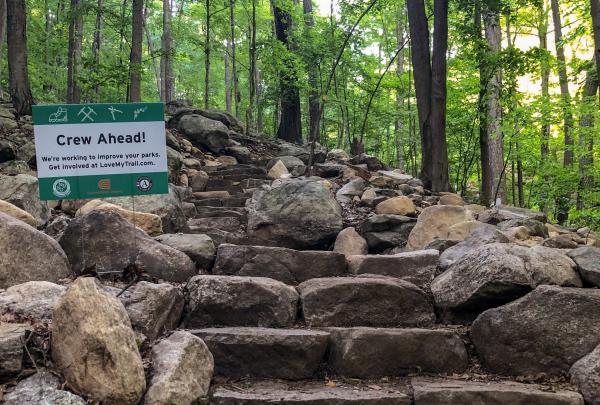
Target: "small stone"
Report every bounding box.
[333,227,368,257]
[0,199,36,226]
[267,160,291,179]
[438,193,465,206]
[0,323,28,379]
[3,369,86,405]
[375,196,416,216]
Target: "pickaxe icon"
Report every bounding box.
[78,106,97,122]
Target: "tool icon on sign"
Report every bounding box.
[49,107,68,123]
[78,106,97,122]
[108,106,123,120]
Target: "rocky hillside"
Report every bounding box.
[1,102,600,404]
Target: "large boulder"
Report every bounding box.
[0,174,50,225]
[439,225,510,270]
[183,275,299,328]
[0,212,72,289]
[144,331,214,405]
[0,281,66,321]
[77,200,163,236]
[52,277,146,404]
[104,184,187,233]
[0,199,36,226]
[570,343,600,405]
[213,244,346,285]
[471,285,600,375]
[375,196,416,216]
[0,323,28,380]
[3,369,86,405]
[118,281,184,341]
[336,178,367,203]
[407,205,474,250]
[478,205,547,224]
[247,180,343,249]
[568,247,600,287]
[298,276,434,327]
[432,243,580,322]
[59,210,196,282]
[155,233,216,270]
[177,113,231,153]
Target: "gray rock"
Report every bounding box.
[471,285,600,375]
[0,281,66,321]
[407,205,474,250]
[213,244,347,285]
[104,184,187,232]
[478,205,547,225]
[166,146,183,182]
[267,155,306,176]
[0,212,72,289]
[177,113,231,153]
[360,214,417,253]
[183,275,299,327]
[336,178,368,203]
[347,250,439,288]
[3,369,86,405]
[333,227,368,257]
[211,380,412,404]
[247,180,343,249]
[155,233,216,270]
[497,218,549,238]
[144,331,214,405]
[118,282,184,341]
[433,243,581,323]
[0,174,50,225]
[412,378,583,405]
[439,225,509,270]
[570,343,600,405]
[327,327,468,378]
[59,210,196,282]
[191,327,329,380]
[568,246,600,287]
[191,170,209,192]
[542,235,580,249]
[298,276,434,327]
[424,239,459,253]
[0,323,27,380]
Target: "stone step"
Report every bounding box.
[327,327,468,378]
[346,250,439,289]
[182,275,298,328]
[206,178,238,188]
[190,327,330,380]
[206,185,244,194]
[212,244,347,285]
[195,206,247,220]
[194,198,224,207]
[298,277,435,327]
[411,378,583,405]
[223,197,249,207]
[211,380,411,404]
[239,178,271,189]
[201,229,279,248]
[204,164,265,174]
[187,217,243,233]
[193,191,232,200]
[212,173,267,182]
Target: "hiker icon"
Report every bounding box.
[49,107,68,123]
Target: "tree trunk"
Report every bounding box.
[481,5,505,205]
[225,39,232,112]
[43,0,51,92]
[128,0,144,102]
[6,0,34,115]
[591,0,600,93]
[0,0,6,97]
[395,6,405,172]
[204,0,210,108]
[161,0,175,102]
[303,0,320,146]
[92,0,103,100]
[273,3,302,144]
[246,0,257,133]
[67,0,83,103]
[550,0,573,224]
[229,0,239,117]
[407,0,449,192]
[576,69,598,210]
[538,2,550,159]
[144,1,161,99]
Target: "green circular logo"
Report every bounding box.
[52,178,71,198]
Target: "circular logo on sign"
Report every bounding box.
[52,178,71,198]
[136,176,153,192]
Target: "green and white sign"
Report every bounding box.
[33,102,168,200]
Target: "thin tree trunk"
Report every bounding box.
[273,3,302,143]
[225,39,232,112]
[144,2,161,99]
[67,0,83,103]
[576,69,599,210]
[92,0,103,100]
[538,1,550,159]
[6,0,34,115]
[304,0,320,145]
[550,0,573,223]
[0,0,6,97]
[481,4,505,205]
[128,0,144,102]
[161,0,175,102]
[247,0,257,132]
[204,0,210,108]
[43,0,52,92]
[395,6,405,172]
[229,0,239,117]
[591,0,600,94]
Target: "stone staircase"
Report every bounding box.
[176,163,584,404]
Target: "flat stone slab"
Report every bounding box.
[327,327,468,378]
[211,380,411,404]
[412,378,584,405]
[347,250,439,288]
[190,327,329,380]
[213,244,347,285]
[298,277,434,327]
[183,275,299,328]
